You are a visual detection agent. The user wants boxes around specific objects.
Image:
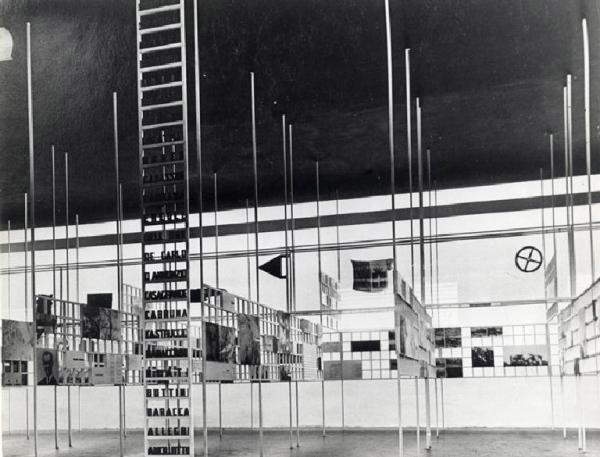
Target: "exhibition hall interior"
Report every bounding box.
[1,0,600,456]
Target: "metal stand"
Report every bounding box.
[258,376,264,457]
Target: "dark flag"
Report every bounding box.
[351,259,393,292]
[259,254,287,278]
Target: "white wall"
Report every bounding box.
[2,376,600,432]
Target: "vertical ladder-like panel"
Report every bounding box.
[136,1,194,455]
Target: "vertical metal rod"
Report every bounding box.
[56,267,62,451]
[250,382,254,430]
[340,329,345,432]
[112,91,123,457]
[583,18,595,282]
[405,48,415,289]
[118,185,126,438]
[289,125,297,311]
[566,76,576,296]
[288,380,293,448]
[65,152,73,448]
[384,0,397,280]
[282,115,290,313]
[258,371,264,457]
[75,213,81,432]
[192,0,207,452]
[27,22,38,457]
[246,199,252,301]
[427,151,433,306]
[295,380,300,447]
[7,219,11,435]
[434,378,439,438]
[250,73,260,304]
[191,0,205,454]
[417,102,425,302]
[336,192,344,431]
[415,377,420,451]
[218,381,222,439]
[7,219,10,321]
[250,72,263,457]
[214,172,219,288]
[24,197,29,439]
[425,378,431,450]
[440,378,445,430]
[434,183,440,308]
[549,134,558,278]
[540,169,556,430]
[560,374,567,438]
[316,160,326,438]
[6,217,11,434]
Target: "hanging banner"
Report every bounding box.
[351,259,393,292]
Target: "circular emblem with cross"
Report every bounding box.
[515,246,543,273]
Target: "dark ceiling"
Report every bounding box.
[1,0,599,229]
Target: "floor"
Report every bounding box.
[2,429,598,457]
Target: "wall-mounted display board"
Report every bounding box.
[2,298,142,386]
[557,275,600,376]
[193,284,321,383]
[434,324,558,378]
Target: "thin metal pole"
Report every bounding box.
[434,183,440,308]
[566,77,576,296]
[65,152,73,448]
[583,18,595,282]
[425,378,431,450]
[434,378,439,438]
[75,213,81,432]
[384,0,397,281]
[214,172,219,288]
[250,72,263,457]
[540,169,555,430]
[427,150,433,308]
[406,48,415,288]
[192,0,207,452]
[336,193,344,431]
[56,266,62,451]
[24,198,29,439]
[295,380,300,447]
[288,380,293,448]
[550,134,558,274]
[282,115,290,313]
[417,102,425,303]
[27,22,38,457]
[246,199,252,301]
[415,377,420,451]
[440,378,445,430]
[289,125,297,311]
[316,160,326,438]
[7,219,11,435]
[560,374,567,438]
[112,91,124,457]
[218,381,222,439]
[251,72,260,304]
[250,382,254,430]
[119,185,126,438]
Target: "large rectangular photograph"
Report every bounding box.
[238,314,260,365]
[503,345,549,367]
[2,319,34,361]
